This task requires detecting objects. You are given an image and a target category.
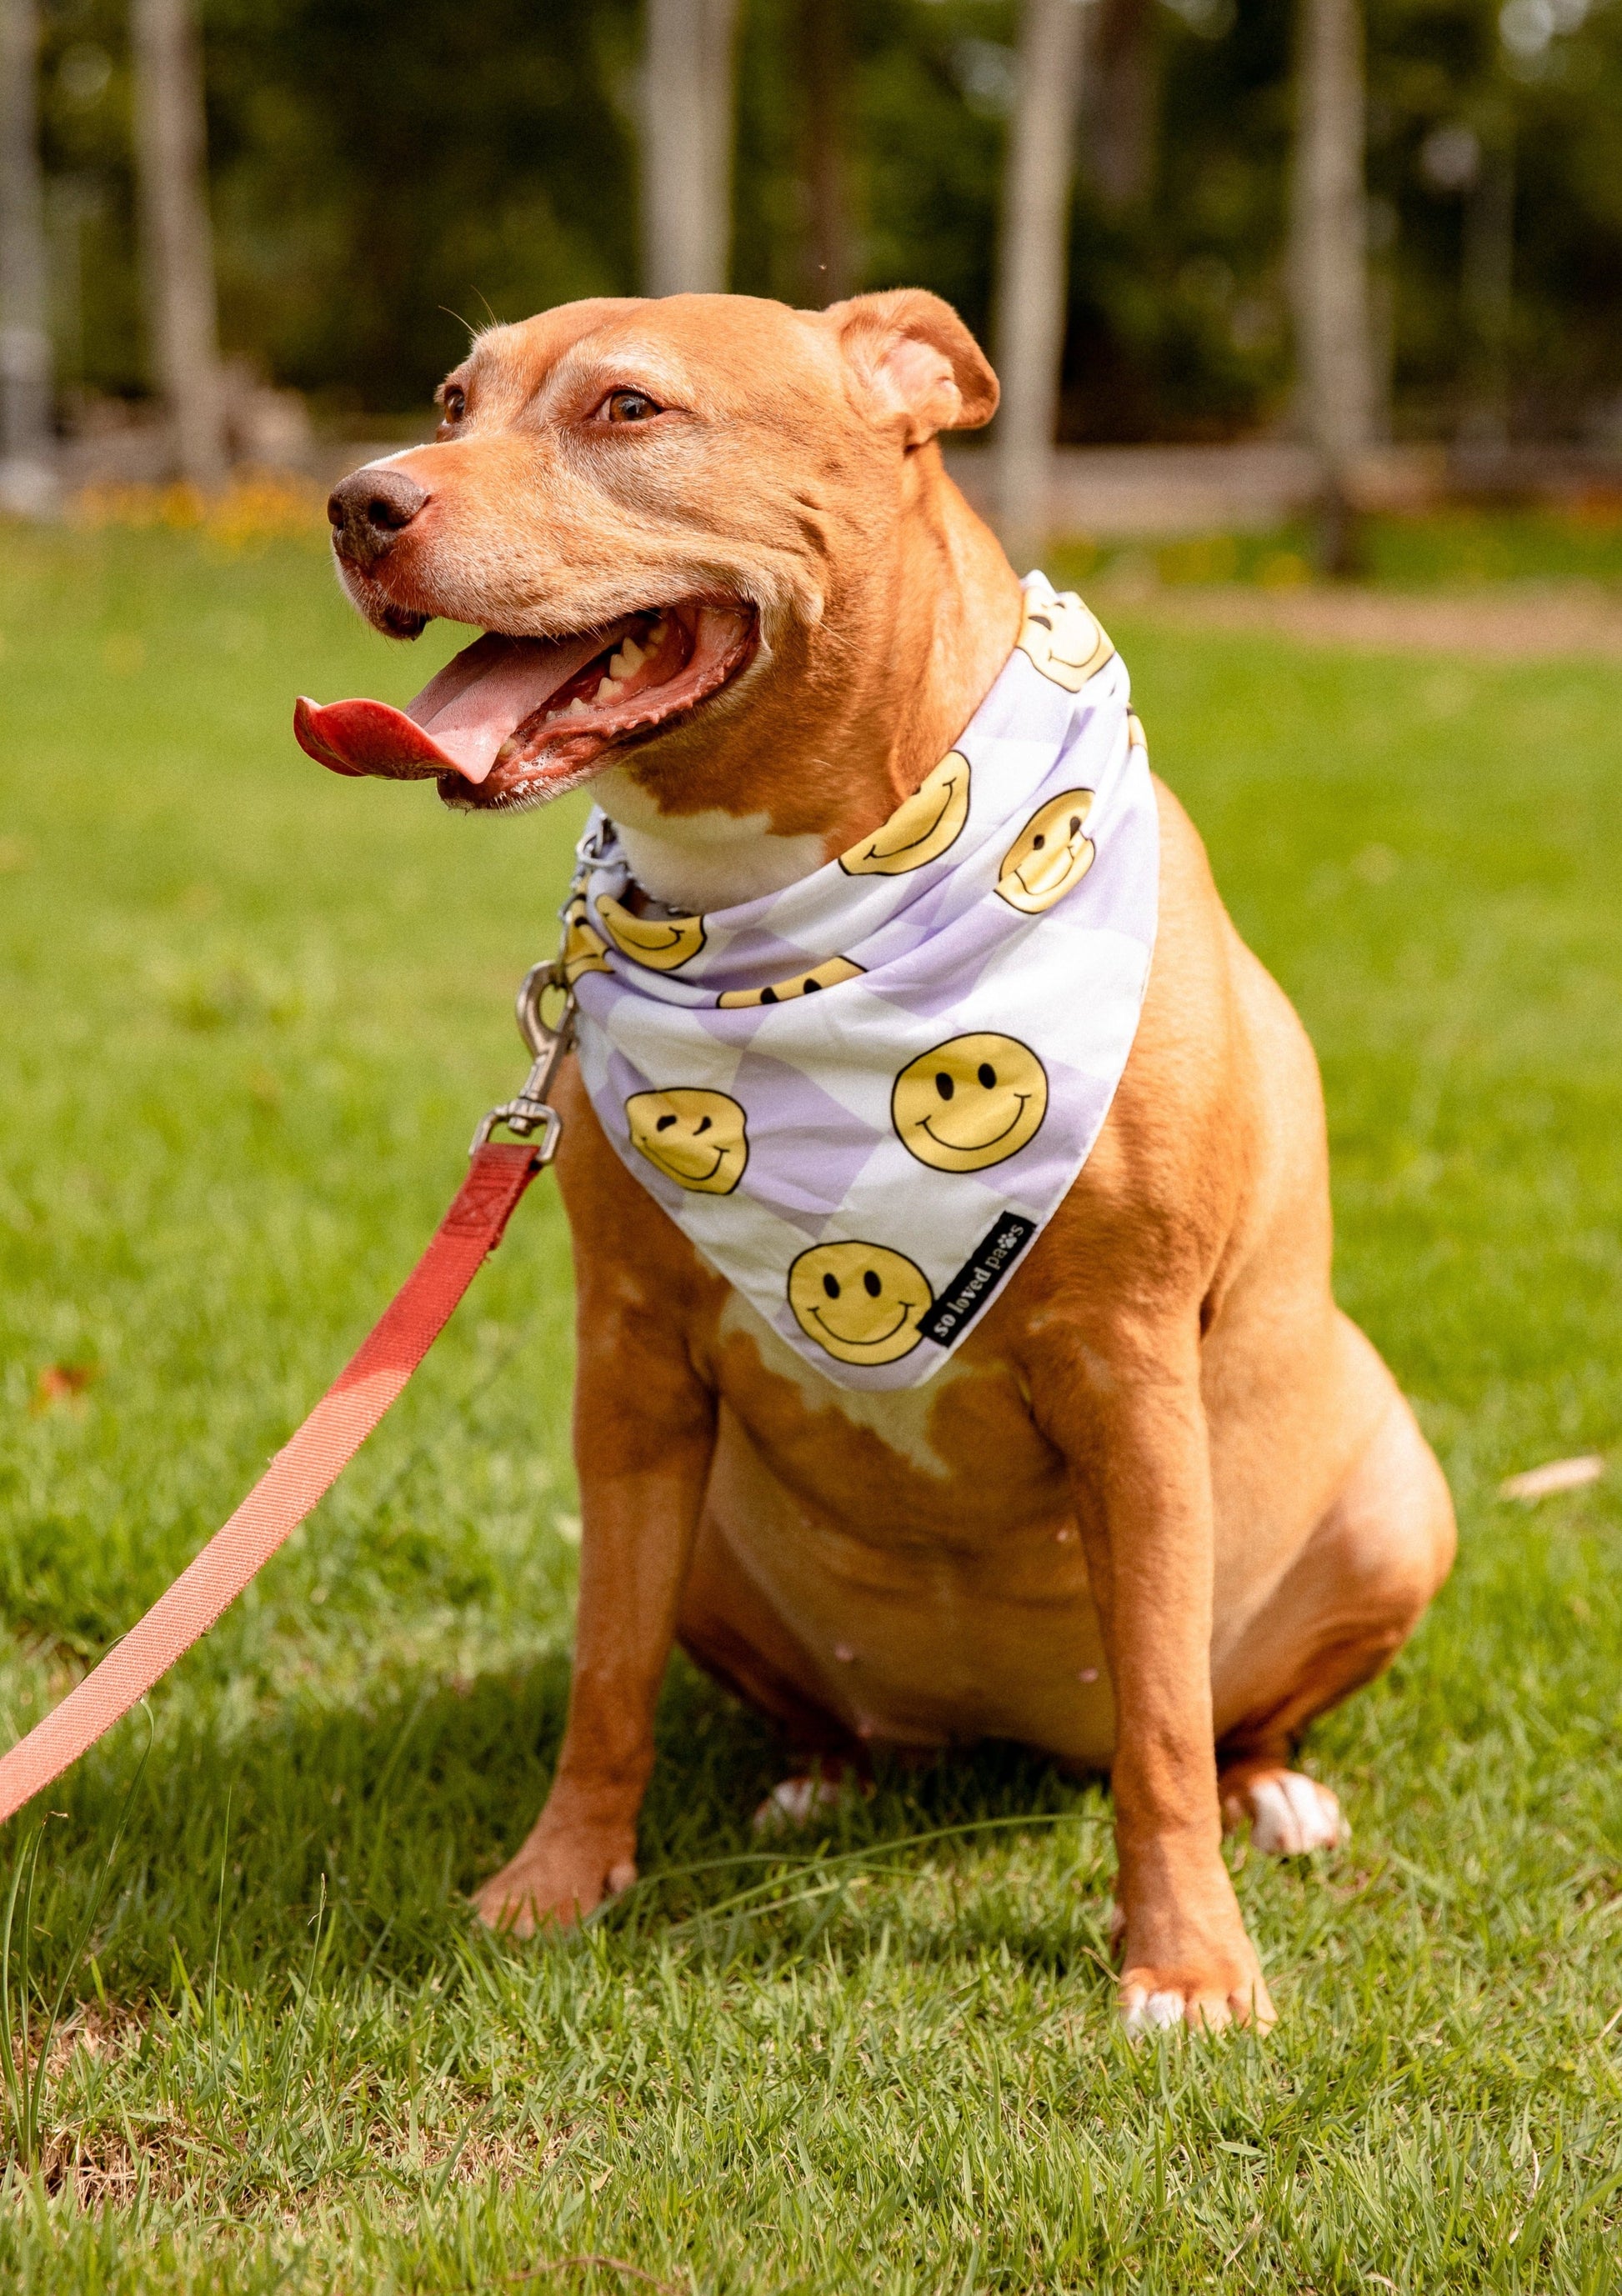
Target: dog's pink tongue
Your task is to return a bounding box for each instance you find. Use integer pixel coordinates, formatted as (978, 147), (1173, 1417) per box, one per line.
(295, 630), (603, 784)
(294, 696), (461, 781)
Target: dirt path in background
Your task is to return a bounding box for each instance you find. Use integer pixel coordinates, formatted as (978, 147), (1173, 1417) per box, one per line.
(1097, 582), (1622, 659)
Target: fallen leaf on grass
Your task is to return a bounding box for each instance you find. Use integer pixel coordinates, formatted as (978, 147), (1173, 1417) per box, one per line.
(31, 1363), (97, 1413)
(510, 2262), (678, 2293)
(1499, 1454), (1606, 1503)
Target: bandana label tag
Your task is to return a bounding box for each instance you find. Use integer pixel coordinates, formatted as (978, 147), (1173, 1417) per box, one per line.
(920, 1213), (1038, 1349)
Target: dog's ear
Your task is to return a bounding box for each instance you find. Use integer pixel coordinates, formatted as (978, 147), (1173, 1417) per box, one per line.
(829, 290), (999, 446)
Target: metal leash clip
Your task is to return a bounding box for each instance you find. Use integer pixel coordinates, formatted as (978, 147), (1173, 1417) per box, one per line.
(471, 960), (578, 1161)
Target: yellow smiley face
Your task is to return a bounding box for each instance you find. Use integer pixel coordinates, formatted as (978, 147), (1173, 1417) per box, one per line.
(717, 955), (864, 1008)
(891, 1033), (1049, 1173)
(596, 893), (706, 972)
(1016, 592), (1114, 692)
(625, 1088), (748, 1194)
(787, 1241), (933, 1366)
(995, 789), (1095, 914)
(560, 892), (613, 983)
(839, 752), (971, 875)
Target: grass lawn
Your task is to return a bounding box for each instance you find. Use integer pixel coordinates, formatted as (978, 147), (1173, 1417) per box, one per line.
(1052, 503), (1622, 596)
(3, 518), (1622, 2292)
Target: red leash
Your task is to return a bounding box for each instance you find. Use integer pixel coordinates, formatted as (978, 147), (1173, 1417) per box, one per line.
(0, 969), (573, 1828)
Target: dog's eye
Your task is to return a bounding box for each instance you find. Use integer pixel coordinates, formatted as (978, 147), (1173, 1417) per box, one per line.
(438, 385), (466, 423)
(603, 389), (662, 424)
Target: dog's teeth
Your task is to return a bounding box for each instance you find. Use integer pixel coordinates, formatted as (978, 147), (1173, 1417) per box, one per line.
(608, 638), (644, 682)
(645, 619), (666, 650)
(544, 708), (562, 722)
(594, 676), (616, 702)
(567, 695), (591, 716)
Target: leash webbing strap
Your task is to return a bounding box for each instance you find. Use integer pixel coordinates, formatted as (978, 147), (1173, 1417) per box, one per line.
(0, 1139), (543, 1827)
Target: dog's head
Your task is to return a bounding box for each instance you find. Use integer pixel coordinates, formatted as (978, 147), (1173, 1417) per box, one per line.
(296, 290), (998, 819)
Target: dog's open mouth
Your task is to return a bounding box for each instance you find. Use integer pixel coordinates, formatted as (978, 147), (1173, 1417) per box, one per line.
(293, 599), (757, 808)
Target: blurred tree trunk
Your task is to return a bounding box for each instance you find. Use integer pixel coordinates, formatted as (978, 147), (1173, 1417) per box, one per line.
(1087, 0), (1159, 216)
(798, 0), (851, 305)
(1289, 0), (1374, 574)
(1460, 133), (1514, 461)
(642, 0), (740, 296)
(993, 0), (1089, 568)
(0, 0), (55, 512)
(132, 0), (228, 488)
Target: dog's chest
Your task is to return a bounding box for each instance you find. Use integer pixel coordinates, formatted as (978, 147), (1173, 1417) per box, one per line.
(704, 1288), (1069, 1551)
(699, 1291), (1108, 1756)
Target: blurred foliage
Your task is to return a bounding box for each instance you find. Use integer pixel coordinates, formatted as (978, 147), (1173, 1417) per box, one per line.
(28, 0), (1622, 439)
(38, 0), (640, 411)
(1370, 0), (1622, 439)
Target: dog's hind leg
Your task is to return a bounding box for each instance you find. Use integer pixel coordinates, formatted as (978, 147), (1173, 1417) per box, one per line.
(678, 1511), (870, 1832)
(1213, 1378), (1455, 1853)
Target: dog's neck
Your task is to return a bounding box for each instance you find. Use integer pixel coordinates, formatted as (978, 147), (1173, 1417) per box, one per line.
(593, 461), (1024, 916)
(589, 775), (828, 913)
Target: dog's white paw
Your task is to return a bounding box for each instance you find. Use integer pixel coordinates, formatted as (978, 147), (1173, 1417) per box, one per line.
(1224, 1769), (1346, 1854)
(1118, 1962), (1275, 2037)
(751, 1771), (862, 1834)
(1120, 1987), (1190, 2037)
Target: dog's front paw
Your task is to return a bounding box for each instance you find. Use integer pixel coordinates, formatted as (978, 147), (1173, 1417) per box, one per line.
(1118, 1952), (1274, 2038)
(1114, 1886), (1274, 2037)
(472, 1823), (638, 1938)
(1220, 1767), (1346, 1854)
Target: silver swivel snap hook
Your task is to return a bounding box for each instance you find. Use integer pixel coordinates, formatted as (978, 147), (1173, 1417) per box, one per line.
(471, 959), (578, 1160)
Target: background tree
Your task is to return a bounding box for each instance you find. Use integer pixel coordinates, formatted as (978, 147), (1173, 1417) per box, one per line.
(1459, 113), (1514, 458)
(130, 0), (225, 484)
(799, 0), (853, 303)
(0, 0), (54, 508)
(3, 0), (1617, 453)
(993, 0), (1090, 562)
(643, 0), (742, 294)
(1289, 0), (1375, 568)
(1086, 0), (1160, 215)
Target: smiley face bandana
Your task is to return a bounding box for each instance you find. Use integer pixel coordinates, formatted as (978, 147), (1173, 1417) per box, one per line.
(565, 575), (1159, 1391)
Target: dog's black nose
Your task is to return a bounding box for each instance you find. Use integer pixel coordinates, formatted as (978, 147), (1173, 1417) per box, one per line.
(327, 466), (428, 568)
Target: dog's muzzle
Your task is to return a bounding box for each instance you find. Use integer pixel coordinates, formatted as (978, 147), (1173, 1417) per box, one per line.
(327, 465), (428, 572)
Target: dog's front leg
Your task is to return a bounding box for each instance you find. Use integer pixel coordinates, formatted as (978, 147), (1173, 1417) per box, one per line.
(1039, 1329), (1274, 2035)
(472, 1300), (715, 1938)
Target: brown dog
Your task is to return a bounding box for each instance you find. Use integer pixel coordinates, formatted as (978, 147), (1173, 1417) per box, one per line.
(304, 290), (1454, 2033)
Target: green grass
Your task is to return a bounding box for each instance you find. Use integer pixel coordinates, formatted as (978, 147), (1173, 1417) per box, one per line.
(1051, 502), (1622, 595)
(2, 523), (1621, 2290)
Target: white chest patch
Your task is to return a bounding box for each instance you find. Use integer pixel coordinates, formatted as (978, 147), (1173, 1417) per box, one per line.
(594, 770), (825, 913)
(717, 1288), (978, 1479)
